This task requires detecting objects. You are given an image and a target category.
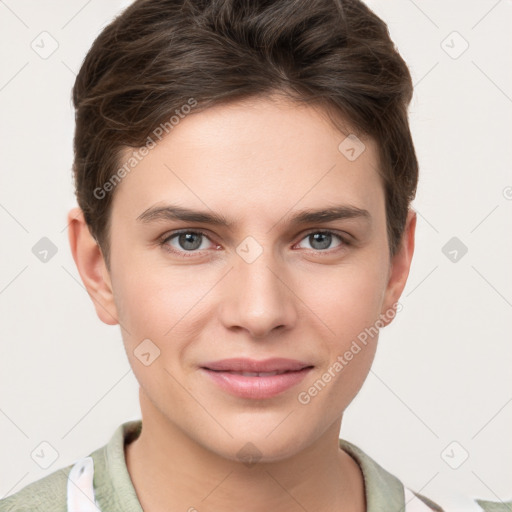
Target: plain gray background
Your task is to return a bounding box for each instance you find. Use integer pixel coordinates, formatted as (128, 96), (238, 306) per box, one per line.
(1, 0), (511, 506)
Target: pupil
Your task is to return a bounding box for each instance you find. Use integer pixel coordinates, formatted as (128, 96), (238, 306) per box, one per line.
(311, 233), (331, 250)
(179, 233), (202, 250)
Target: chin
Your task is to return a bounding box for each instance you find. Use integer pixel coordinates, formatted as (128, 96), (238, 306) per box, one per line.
(214, 429), (311, 465)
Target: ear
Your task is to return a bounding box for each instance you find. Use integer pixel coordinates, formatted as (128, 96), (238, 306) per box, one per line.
(380, 209), (416, 326)
(67, 207), (119, 326)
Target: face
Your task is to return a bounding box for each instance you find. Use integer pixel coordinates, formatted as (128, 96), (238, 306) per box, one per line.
(70, 94), (415, 463)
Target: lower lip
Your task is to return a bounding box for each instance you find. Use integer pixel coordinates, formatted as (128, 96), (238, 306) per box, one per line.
(200, 367), (313, 399)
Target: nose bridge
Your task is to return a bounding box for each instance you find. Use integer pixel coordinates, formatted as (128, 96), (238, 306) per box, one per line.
(220, 235), (297, 337)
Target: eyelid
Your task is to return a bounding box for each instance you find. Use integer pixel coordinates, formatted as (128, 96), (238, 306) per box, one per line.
(160, 229), (218, 253)
(159, 227), (351, 257)
(294, 229), (350, 250)
(161, 228), (212, 242)
(298, 228), (349, 240)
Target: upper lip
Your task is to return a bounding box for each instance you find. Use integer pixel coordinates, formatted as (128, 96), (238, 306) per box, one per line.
(201, 358), (313, 373)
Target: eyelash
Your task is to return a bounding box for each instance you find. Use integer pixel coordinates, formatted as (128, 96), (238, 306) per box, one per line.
(158, 229), (351, 258)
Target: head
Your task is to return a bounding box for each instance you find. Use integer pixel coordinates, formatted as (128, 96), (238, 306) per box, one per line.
(68, 0), (418, 462)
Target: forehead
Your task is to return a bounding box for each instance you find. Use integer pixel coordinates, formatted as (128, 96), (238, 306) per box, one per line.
(111, 95), (384, 225)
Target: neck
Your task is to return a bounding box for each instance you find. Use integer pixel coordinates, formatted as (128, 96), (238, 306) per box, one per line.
(125, 392), (366, 512)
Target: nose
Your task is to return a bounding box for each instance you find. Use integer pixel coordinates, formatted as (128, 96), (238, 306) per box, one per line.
(218, 247), (298, 339)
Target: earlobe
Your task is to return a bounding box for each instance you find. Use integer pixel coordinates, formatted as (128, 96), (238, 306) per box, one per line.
(67, 207), (119, 326)
(380, 209), (416, 326)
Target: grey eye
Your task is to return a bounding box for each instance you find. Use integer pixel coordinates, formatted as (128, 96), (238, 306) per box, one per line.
(167, 232), (212, 252)
(297, 232), (343, 251)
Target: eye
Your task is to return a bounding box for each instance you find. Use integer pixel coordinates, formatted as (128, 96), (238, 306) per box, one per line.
(295, 231), (347, 252)
(160, 230), (217, 256)
(159, 229), (349, 258)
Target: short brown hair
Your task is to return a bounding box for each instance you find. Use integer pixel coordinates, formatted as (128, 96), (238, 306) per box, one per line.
(72, 0), (418, 270)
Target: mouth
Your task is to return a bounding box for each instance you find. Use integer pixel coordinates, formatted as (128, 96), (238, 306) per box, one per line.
(200, 357), (313, 373)
(199, 359), (314, 399)
(204, 369), (312, 377)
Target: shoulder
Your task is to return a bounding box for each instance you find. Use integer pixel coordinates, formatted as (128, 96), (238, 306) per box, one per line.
(0, 463), (72, 512)
(474, 501), (512, 512)
(339, 438), (512, 512)
(0, 420), (141, 512)
(402, 479), (512, 512)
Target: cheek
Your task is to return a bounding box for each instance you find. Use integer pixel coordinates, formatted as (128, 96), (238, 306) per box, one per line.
(295, 266), (384, 420)
(113, 270), (202, 339)
(298, 256), (389, 341)
(292, 254), (388, 405)
(110, 258), (221, 393)
(111, 233), (210, 325)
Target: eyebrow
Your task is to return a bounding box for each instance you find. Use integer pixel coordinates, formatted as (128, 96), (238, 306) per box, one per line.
(136, 204), (371, 228)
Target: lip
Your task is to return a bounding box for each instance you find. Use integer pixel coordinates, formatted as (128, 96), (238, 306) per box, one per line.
(200, 358), (314, 399)
(201, 357), (312, 373)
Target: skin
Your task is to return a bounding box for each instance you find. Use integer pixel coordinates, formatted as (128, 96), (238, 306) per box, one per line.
(68, 94), (416, 512)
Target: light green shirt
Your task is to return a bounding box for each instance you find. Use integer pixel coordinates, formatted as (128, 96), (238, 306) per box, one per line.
(0, 420), (510, 511)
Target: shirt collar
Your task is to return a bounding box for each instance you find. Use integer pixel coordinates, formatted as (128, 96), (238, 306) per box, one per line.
(339, 438), (406, 512)
(92, 420), (406, 512)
